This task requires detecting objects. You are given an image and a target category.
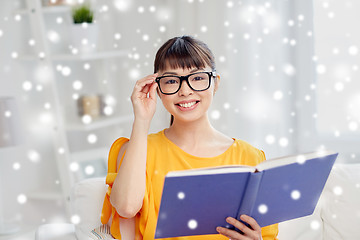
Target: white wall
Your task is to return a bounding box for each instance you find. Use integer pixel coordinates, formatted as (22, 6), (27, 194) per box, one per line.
(0, 0), (171, 228)
(294, 0), (360, 163)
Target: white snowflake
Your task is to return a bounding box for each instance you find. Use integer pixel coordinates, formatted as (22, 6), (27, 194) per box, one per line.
(227, 1), (234, 8)
(348, 45), (358, 56)
(283, 63), (296, 76)
(210, 110), (221, 120)
(265, 135), (275, 145)
(58, 147), (65, 154)
(81, 114), (92, 124)
(333, 186), (343, 196)
(187, 219), (198, 229)
(258, 204), (268, 214)
(85, 165), (95, 175)
(28, 150), (41, 163)
(348, 121), (358, 131)
(61, 66), (71, 76)
(11, 52), (18, 59)
(72, 80), (83, 90)
(278, 137), (289, 147)
(71, 215), (81, 225)
(142, 34), (149, 41)
(22, 81), (33, 91)
(87, 134), (97, 144)
(296, 155), (306, 164)
(273, 90), (283, 100)
(149, 6), (156, 12)
(177, 192), (185, 200)
(291, 190), (301, 200)
(159, 26), (166, 32)
(28, 39), (36, 46)
(47, 30), (60, 43)
(17, 194), (27, 204)
(138, 6), (145, 13)
(69, 162), (80, 172)
(13, 162), (21, 170)
(310, 220), (320, 230)
(334, 82), (344, 92)
(103, 106), (114, 116)
(56, 17), (63, 24)
(83, 63), (91, 70)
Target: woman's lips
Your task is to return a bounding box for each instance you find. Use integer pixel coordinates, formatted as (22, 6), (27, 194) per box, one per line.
(175, 101), (200, 111)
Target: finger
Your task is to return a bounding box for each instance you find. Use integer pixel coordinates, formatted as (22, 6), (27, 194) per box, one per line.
(216, 226), (250, 240)
(134, 78), (155, 91)
(141, 73), (158, 94)
(141, 83), (151, 94)
(135, 73), (157, 86)
(148, 82), (158, 100)
(240, 215), (261, 233)
(133, 78), (156, 97)
(225, 217), (256, 237)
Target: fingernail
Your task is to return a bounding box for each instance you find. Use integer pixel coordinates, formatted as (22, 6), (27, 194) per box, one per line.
(216, 227), (221, 232)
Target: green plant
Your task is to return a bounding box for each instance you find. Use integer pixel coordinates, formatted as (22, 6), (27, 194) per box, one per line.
(72, 4), (94, 24)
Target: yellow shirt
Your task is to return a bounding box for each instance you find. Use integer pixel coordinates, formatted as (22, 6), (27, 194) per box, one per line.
(101, 130), (278, 240)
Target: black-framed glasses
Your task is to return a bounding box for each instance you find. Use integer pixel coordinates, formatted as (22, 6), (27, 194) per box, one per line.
(155, 71), (216, 95)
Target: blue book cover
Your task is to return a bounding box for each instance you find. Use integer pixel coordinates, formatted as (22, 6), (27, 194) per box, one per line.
(155, 151), (338, 239)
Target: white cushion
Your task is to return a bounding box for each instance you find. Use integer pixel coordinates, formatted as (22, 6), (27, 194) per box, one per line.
(278, 201), (323, 240)
(71, 177), (107, 239)
(71, 177), (135, 240)
(35, 223), (76, 240)
(321, 164), (360, 240)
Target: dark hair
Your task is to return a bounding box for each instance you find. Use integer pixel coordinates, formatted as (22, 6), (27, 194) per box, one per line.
(154, 35), (216, 73)
(154, 36), (216, 126)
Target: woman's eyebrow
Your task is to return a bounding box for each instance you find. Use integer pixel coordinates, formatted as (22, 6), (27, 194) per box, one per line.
(161, 68), (205, 76)
(190, 68), (205, 73)
(162, 71), (178, 76)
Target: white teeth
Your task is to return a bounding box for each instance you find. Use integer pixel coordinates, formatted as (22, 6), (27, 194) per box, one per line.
(179, 101), (196, 108)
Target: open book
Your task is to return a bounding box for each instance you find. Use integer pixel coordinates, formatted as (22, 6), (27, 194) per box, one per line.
(155, 151), (338, 239)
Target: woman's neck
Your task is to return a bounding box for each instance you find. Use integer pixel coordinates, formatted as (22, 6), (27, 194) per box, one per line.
(165, 115), (216, 146)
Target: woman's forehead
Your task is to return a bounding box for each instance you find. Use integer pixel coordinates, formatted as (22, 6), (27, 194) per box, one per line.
(159, 67), (211, 75)
(159, 62), (211, 73)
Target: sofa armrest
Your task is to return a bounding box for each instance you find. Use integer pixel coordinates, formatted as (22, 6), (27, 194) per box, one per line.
(71, 177), (135, 239)
(278, 202), (323, 240)
(35, 223), (76, 240)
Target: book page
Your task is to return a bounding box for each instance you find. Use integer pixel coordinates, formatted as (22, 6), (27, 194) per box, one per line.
(166, 165), (256, 177)
(256, 150), (337, 171)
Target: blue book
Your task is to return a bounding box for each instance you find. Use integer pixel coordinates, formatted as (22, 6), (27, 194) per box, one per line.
(155, 151), (338, 239)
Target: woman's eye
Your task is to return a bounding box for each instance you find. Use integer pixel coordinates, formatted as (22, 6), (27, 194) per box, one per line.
(165, 79), (178, 84)
(193, 77), (204, 81)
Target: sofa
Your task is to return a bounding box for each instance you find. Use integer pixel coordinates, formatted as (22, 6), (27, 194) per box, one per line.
(35, 163), (360, 240)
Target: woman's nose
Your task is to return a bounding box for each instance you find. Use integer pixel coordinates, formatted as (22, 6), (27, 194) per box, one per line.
(178, 80), (193, 96)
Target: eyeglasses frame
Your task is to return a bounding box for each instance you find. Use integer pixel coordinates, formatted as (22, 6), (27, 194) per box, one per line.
(155, 71), (217, 95)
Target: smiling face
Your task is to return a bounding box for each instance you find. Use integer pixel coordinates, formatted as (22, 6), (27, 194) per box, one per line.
(153, 36), (218, 125)
(157, 65), (219, 124)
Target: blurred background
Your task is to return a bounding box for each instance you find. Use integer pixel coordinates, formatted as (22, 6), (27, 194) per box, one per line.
(0, 0), (359, 237)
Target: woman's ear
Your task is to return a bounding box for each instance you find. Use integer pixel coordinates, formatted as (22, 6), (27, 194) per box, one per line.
(214, 74), (220, 95)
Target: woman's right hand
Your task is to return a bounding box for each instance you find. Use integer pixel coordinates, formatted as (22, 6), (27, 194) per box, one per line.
(130, 73), (158, 123)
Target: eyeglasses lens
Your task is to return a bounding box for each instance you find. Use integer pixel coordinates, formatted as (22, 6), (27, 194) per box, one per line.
(159, 72), (210, 94)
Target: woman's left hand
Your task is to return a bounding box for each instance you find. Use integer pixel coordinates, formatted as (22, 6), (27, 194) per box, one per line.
(216, 215), (262, 240)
